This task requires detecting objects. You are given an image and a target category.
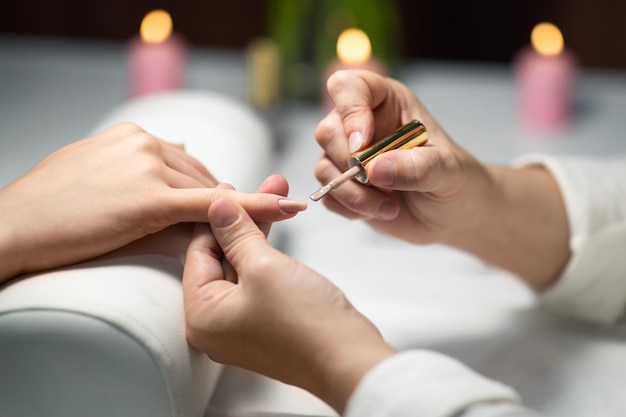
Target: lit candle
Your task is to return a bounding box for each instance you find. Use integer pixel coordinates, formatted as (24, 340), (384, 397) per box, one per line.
(515, 22), (577, 131)
(127, 10), (187, 97)
(323, 28), (387, 109)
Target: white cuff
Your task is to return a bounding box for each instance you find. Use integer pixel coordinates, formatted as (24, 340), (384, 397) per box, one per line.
(516, 154), (626, 324)
(344, 351), (520, 417)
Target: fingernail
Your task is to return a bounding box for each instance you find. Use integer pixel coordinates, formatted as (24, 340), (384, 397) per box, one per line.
(370, 158), (395, 186)
(376, 200), (398, 219)
(348, 131), (364, 153)
(278, 199), (308, 212)
(212, 200), (241, 228)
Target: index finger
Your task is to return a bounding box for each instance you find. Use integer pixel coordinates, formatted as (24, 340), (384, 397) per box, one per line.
(326, 70), (379, 147)
(169, 188), (307, 224)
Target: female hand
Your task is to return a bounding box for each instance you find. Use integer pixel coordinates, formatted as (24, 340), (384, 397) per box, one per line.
(0, 122), (304, 281)
(183, 198), (396, 413)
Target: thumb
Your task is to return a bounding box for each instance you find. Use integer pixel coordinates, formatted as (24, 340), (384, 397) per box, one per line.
(368, 146), (453, 193)
(208, 199), (270, 274)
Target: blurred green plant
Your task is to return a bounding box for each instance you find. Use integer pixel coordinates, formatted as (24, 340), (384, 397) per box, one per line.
(268, 0), (401, 100)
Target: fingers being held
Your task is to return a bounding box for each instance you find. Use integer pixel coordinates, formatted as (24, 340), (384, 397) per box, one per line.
(166, 175), (306, 224)
(100, 122), (218, 189)
(254, 174), (290, 238)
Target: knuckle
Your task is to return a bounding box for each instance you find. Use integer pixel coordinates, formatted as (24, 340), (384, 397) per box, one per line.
(346, 190), (370, 211)
(115, 121), (143, 133)
(127, 131), (162, 154)
(314, 116), (336, 147)
(338, 102), (366, 123)
(326, 69), (352, 95)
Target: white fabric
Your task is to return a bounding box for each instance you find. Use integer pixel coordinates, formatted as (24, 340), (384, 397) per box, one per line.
(0, 91), (275, 417)
(0, 254), (220, 417)
(516, 154), (626, 324)
(345, 351), (520, 417)
(344, 154), (626, 417)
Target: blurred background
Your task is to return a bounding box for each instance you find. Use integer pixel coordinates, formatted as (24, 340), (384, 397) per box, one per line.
(2, 0), (625, 69)
(3, 0), (625, 106)
(2, 3), (626, 416)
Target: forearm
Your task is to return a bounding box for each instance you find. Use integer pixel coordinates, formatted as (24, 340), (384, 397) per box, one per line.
(442, 164), (570, 290)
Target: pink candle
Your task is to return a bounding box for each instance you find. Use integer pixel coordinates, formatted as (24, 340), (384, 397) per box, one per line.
(515, 22), (577, 131)
(127, 10), (187, 97)
(323, 28), (387, 110)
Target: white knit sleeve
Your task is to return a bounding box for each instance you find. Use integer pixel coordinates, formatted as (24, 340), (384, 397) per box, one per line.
(516, 154), (626, 324)
(344, 351), (523, 417)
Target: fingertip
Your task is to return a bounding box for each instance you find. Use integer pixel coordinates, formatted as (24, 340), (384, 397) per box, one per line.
(257, 174), (289, 196)
(217, 183), (236, 190)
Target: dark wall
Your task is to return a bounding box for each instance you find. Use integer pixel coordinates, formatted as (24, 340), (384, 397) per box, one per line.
(2, 0), (625, 69)
(0, 1), (269, 48)
(396, 0), (626, 69)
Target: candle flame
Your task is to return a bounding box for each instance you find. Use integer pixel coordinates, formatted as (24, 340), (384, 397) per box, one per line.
(140, 10), (173, 44)
(531, 22), (564, 57)
(337, 28), (371, 64)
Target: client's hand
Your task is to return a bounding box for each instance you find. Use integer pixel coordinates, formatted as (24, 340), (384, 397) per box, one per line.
(183, 199), (396, 414)
(0, 122), (304, 281)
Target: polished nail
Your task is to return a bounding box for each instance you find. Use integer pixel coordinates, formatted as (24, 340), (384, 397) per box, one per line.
(278, 199), (308, 212)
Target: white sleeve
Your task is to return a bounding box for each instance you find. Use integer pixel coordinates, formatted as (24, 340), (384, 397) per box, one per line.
(516, 154), (626, 324)
(344, 351), (533, 417)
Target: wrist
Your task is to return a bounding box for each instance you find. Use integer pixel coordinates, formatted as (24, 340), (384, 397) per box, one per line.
(444, 164), (570, 289)
(310, 328), (397, 414)
(0, 191), (25, 283)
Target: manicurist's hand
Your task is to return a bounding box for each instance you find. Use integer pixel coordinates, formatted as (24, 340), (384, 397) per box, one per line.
(183, 198), (396, 413)
(316, 70), (570, 289)
(0, 122), (305, 281)
(315, 69), (492, 245)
